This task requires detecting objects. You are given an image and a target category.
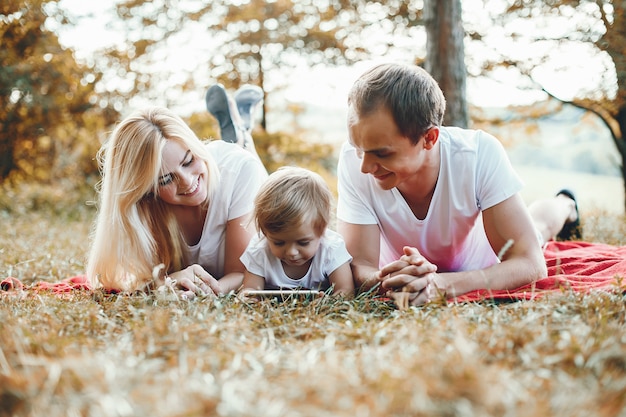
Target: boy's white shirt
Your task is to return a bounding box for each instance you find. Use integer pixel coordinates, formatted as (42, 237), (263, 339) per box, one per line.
(337, 126), (524, 272)
(240, 229), (353, 290)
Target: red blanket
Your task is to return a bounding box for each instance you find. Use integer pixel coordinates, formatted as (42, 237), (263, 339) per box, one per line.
(2, 241), (625, 301)
(1, 274), (92, 293)
(455, 241), (626, 302)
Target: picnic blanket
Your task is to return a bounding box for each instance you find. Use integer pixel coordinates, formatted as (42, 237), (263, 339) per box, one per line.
(2, 241), (626, 301)
(454, 240), (626, 302)
(1, 274), (91, 293)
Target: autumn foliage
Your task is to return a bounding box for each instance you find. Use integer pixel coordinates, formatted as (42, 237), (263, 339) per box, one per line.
(1, 1), (340, 214)
(0, 0), (119, 186)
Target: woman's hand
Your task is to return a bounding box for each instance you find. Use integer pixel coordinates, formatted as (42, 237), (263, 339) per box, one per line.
(379, 246), (440, 307)
(167, 264), (222, 300)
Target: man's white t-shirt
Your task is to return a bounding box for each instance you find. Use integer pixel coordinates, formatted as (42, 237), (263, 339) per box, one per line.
(337, 127), (523, 272)
(186, 140), (268, 278)
(240, 229), (353, 291)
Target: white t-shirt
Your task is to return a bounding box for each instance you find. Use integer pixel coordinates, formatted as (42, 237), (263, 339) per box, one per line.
(186, 140), (267, 278)
(337, 126), (523, 272)
(240, 229), (353, 291)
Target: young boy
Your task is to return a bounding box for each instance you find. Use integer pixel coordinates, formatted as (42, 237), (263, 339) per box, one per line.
(240, 166), (354, 297)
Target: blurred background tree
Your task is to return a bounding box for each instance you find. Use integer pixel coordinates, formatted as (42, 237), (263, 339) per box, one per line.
(99, 0), (430, 179)
(100, 0), (430, 130)
(424, 0), (469, 128)
(2, 0), (625, 212)
(466, 0), (626, 210)
(0, 0), (118, 186)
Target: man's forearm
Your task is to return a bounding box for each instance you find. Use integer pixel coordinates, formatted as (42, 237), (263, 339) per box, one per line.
(351, 264), (381, 292)
(434, 255), (545, 299)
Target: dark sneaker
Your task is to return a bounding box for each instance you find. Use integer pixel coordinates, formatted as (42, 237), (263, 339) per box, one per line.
(234, 84), (264, 131)
(556, 189), (582, 240)
(205, 84), (239, 143)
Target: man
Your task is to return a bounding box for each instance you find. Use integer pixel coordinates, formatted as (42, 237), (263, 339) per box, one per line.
(336, 63), (578, 306)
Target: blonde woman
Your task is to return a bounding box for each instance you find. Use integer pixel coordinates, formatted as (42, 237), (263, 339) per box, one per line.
(240, 167), (354, 297)
(87, 106), (267, 298)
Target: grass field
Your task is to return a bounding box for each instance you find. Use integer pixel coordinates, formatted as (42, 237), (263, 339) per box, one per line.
(1, 192), (626, 417)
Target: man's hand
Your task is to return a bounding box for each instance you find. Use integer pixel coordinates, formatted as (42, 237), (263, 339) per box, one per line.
(379, 246), (439, 307)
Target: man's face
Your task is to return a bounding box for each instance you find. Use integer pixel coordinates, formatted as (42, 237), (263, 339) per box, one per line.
(347, 105), (430, 191)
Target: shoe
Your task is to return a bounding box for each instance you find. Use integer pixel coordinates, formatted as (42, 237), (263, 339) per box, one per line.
(205, 84), (239, 143)
(556, 189), (582, 240)
(234, 84), (263, 131)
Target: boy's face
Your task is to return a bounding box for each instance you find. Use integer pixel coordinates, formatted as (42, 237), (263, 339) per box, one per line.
(265, 222), (322, 268)
(347, 105), (436, 191)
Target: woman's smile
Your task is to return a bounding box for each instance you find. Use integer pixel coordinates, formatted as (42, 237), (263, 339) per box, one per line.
(181, 177), (200, 195)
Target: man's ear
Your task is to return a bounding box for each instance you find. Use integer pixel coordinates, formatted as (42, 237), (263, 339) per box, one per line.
(423, 127), (440, 150)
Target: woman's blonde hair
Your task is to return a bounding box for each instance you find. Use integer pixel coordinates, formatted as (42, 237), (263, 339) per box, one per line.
(254, 166), (332, 237)
(87, 107), (219, 291)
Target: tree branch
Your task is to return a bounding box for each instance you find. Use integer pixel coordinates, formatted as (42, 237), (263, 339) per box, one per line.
(542, 86), (624, 155)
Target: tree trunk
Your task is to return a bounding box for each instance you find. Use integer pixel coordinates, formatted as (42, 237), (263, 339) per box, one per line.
(618, 106), (626, 212)
(604, 1), (626, 213)
(423, 0), (469, 128)
(0, 138), (16, 180)
(0, 115), (18, 180)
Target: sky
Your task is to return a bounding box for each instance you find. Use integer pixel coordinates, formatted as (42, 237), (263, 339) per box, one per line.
(54, 0), (613, 112)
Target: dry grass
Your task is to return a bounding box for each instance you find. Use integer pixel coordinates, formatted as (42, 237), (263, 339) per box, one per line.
(1, 195), (626, 417)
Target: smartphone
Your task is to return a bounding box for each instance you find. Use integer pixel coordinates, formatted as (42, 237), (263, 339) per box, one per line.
(245, 289), (323, 300)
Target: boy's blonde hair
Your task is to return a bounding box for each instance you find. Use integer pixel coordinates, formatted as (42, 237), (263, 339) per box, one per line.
(87, 107), (219, 291)
(254, 166), (332, 237)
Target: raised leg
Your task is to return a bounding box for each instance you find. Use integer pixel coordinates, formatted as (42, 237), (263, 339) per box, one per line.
(234, 84), (264, 132)
(528, 189), (581, 243)
(205, 84), (244, 145)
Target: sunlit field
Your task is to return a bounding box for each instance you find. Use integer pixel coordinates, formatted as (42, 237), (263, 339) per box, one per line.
(1, 187), (626, 417)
